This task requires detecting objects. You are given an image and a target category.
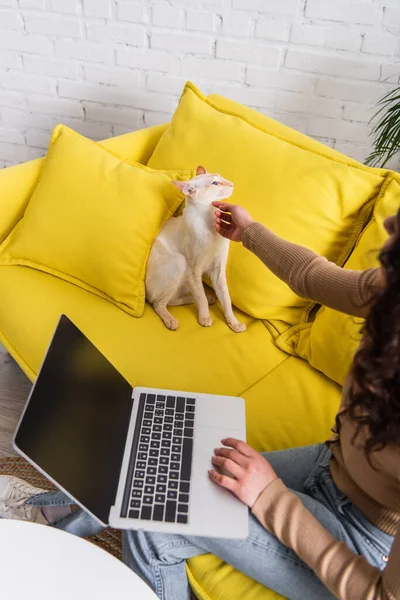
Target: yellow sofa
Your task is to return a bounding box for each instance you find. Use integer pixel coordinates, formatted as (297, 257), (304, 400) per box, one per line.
(1, 91), (398, 600)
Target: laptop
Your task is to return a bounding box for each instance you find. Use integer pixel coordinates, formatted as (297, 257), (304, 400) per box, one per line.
(13, 315), (248, 538)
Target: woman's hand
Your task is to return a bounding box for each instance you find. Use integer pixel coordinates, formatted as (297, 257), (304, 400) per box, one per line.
(209, 438), (278, 508)
(212, 202), (254, 243)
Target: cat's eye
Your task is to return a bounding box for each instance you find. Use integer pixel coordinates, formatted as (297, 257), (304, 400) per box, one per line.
(212, 181), (219, 186)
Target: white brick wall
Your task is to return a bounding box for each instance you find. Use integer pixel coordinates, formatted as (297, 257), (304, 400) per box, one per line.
(0, 0), (399, 169)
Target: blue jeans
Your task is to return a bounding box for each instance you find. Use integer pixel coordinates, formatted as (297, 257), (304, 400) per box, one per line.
(29, 444), (393, 600)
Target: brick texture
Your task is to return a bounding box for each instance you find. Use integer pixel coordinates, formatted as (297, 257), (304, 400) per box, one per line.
(0, 0), (398, 167)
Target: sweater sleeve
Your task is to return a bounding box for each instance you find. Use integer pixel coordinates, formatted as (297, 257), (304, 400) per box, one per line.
(242, 222), (379, 318)
(252, 480), (400, 600)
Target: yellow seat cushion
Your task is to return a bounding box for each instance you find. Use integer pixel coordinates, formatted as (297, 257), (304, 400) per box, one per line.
(0, 265), (285, 394)
(291, 175), (400, 385)
(0, 125), (190, 318)
(187, 356), (341, 600)
(148, 82), (385, 325)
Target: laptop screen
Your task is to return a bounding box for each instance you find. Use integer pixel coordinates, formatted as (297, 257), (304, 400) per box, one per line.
(14, 315), (133, 525)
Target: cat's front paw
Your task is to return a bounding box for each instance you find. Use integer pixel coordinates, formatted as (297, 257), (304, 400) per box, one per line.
(228, 321), (246, 333)
(199, 316), (213, 328)
(164, 316), (179, 331)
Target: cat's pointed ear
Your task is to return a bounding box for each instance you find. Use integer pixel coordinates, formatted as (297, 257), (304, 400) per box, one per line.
(196, 166), (207, 176)
(171, 180), (195, 196)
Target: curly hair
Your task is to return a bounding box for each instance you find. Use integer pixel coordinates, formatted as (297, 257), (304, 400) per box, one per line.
(337, 209), (400, 453)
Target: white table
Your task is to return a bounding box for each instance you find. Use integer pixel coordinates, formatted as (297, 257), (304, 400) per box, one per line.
(0, 520), (158, 599)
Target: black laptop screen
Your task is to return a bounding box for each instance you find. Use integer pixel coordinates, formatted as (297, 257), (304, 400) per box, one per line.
(14, 315), (133, 524)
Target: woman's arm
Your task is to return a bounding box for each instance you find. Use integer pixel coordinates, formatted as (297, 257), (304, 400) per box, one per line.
(209, 438), (399, 600)
(252, 479), (399, 600)
(213, 202), (379, 319)
(243, 222), (378, 319)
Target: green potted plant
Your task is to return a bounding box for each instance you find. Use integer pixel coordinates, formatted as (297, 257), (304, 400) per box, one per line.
(366, 85), (400, 167)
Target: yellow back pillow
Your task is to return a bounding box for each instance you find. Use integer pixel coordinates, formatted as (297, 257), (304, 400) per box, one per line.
(295, 176), (400, 385)
(148, 82), (385, 324)
(0, 125), (190, 317)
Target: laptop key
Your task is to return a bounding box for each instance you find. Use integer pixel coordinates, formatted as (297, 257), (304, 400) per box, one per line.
(175, 421), (183, 429)
(169, 480), (179, 490)
(170, 471), (179, 480)
(179, 493), (189, 504)
(177, 514), (188, 524)
(155, 494), (165, 504)
(160, 449), (170, 456)
(162, 432), (172, 440)
(175, 414), (184, 421)
(165, 409), (174, 416)
(140, 434), (149, 442)
(178, 503), (189, 514)
(130, 500), (141, 509)
(151, 441), (160, 449)
(162, 440), (171, 448)
(146, 395), (156, 404)
(165, 500), (177, 522)
(149, 458), (157, 466)
(144, 485), (154, 494)
(155, 410), (163, 417)
(147, 467), (157, 475)
(138, 452), (147, 461)
(153, 504), (164, 521)
(186, 406), (195, 413)
(129, 510), (140, 519)
(157, 395), (166, 403)
(143, 420), (152, 427)
(141, 506), (152, 520)
(139, 444), (148, 452)
(142, 428), (151, 435)
(185, 413), (194, 421)
(172, 445), (180, 453)
(137, 461), (146, 469)
(150, 449), (159, 457)
(146, 476), (156, 485)
(156, 484), (166, 493)
(152, 433), (161, 441)
(143, 496), (153, 505)
(157, 475), (167, 483)
(164, 424), (173, 431)
(159, 466), (168, 474)
(153, 425), (162, 432)
(165, 417), (173, 424)
(133, 479), (144, 489)
(131, 489), (142, 498)
(154, 417), (163, 424)
(160, 457), (168, 465)
(187, 398), (196, 405)
(171, 454), (180, 462)
(167, 490), (177, 499)
(170, 463), (179, 471)
(144, 412), (153, 419)
(180, 482), (190, 493)
(181, 437), (193, 481)
(156, 402), (164, 409)
(173, 437), (181, 444)
(135, 470), (145, 479)
(184, 428), (194, 438)
(166, 396), (175, 408)
(176, 397), (185, 413)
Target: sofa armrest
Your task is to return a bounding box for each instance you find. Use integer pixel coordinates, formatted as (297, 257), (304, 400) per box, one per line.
(0, 122), (169, 244)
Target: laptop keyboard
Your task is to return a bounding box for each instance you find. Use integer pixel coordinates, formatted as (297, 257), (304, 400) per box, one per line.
(121, 392), (195, 524)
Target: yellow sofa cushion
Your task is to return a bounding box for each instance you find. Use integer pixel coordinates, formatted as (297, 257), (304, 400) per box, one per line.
(292, 175), (400, 385)
(0, 123), (169, 246)
(0, 125), (189, 318)
(148, 82), (385, 325)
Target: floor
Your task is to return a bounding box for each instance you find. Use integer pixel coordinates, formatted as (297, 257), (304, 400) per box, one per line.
(0, 344), (31, 458)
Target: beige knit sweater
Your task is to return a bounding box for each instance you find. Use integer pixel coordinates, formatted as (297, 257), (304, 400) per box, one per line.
(242, 222), (400, 600)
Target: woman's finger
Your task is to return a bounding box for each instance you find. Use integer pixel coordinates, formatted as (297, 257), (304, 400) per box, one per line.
(214, 447), (248, 467)
(221, 438), (255, 457)
(208, 469), (237, 492)
(212, 455), (243, 479)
